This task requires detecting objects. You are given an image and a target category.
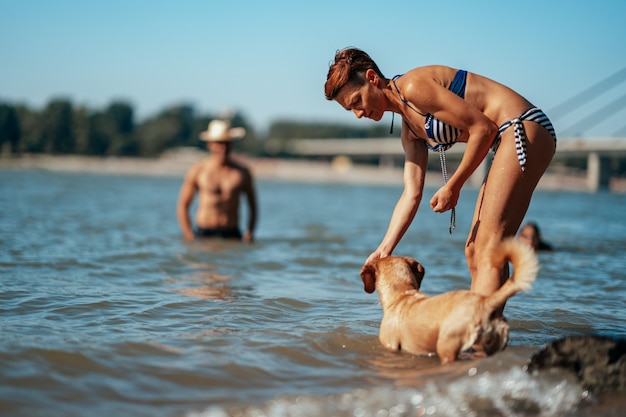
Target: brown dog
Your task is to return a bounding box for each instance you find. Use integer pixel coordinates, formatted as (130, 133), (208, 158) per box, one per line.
(360, 238), (538, 364)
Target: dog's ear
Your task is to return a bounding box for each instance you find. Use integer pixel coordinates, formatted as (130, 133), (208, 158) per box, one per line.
(406, 258), (425, 288)
(359, 263), (377, 294)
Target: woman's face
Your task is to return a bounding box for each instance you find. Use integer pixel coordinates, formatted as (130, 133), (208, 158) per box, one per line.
(334, 75), (386, 122)
(518, 225), (540, 250)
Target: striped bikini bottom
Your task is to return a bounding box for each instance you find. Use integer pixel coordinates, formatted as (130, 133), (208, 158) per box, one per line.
(491, 107), (557, 171)
(436, 107), (556, 233)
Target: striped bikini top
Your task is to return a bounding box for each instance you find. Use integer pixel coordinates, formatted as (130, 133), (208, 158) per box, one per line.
(392, 69), (467, 151)
(391, 70), (468, 235)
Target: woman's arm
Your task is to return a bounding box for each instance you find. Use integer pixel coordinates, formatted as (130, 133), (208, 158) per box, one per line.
(429, 119), (497, 213)
(367, 126), (428, 263)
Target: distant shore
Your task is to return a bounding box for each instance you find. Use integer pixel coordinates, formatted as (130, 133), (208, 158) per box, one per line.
(2, 149), (624, 193)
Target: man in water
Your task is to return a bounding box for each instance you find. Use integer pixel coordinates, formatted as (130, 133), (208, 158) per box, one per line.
(177, 119), (257, 242)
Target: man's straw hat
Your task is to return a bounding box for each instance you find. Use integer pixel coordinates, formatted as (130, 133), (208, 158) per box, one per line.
(199, 119), (246, 142)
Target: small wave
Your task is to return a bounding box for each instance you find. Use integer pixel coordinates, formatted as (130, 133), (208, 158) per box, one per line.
(188, 366), (585, 417)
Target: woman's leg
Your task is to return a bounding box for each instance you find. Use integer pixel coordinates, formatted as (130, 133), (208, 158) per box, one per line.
(465, 122), (555, 296)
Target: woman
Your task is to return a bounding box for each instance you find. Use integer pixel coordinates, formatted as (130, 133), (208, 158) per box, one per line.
(325, 48), (556, 297)
(518, 222), (553, 252)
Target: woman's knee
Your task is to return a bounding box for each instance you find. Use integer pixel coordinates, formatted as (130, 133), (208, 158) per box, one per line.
(465, 241), (478, 274)
(469, 233), (505, 272)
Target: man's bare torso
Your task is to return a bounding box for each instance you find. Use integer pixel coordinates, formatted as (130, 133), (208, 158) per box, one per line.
(194, 159), (248, 229)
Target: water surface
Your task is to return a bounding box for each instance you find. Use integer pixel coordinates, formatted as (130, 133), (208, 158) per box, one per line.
(1, 169), (625, 417)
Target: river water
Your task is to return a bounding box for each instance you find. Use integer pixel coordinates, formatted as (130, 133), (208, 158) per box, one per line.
(1, 168), (625, 417)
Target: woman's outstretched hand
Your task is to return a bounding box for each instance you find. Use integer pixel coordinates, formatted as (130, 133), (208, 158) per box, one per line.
(365, 249), (388, 265)
(430, 184), (459, 213)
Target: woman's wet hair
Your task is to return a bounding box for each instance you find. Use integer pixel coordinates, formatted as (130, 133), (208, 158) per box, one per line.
(324, 48), (385, 100)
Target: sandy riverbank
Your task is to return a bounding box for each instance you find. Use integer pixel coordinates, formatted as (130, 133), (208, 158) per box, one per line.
(1, 148), (623, 192)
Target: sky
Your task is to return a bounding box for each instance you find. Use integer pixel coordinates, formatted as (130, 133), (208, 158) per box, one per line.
(1, 0), (626, 137)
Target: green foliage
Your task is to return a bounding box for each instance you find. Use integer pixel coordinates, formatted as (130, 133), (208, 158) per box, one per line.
(137, 105), (195, 156)
(13, 105), (44, 153)
(8, 99), (79, 154)
(0, 104), (21, 153)
(267, 120), (394, 140)
(1, 98), (394, 158)
(3, 98), (624, 177)
(41, 99), (76, 154)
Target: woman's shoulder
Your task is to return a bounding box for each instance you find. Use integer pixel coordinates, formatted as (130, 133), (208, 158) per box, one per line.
(398, 65), (459, 85)
(395, 65), (460, 97)
(402, 65), (458, 77)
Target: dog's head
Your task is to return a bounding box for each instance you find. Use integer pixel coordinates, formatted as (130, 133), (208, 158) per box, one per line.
(359, 256), (425, 294)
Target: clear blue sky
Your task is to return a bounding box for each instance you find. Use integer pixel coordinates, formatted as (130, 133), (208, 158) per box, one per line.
(2, 0), (625, 137)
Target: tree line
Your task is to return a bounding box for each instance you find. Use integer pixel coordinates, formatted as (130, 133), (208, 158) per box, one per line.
(0, 99), (396, 158)
(3, 98), (625, 175)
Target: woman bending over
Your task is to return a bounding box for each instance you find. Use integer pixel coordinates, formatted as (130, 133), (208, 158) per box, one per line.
(324, 48), (556, 297)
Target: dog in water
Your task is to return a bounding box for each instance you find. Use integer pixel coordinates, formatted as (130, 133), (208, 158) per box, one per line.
(360, 238), (538, 364)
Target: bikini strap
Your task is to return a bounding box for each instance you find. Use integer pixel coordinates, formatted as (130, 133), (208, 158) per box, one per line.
(391, 75), (409, 107)
(391, 75), (427, 116)
(437, 146), (456, 234)
(496, 107), (555, 172)
(393, 73), (455, 233)
(389, 75), (404, 134)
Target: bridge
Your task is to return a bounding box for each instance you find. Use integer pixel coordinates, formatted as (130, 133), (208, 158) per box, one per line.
(282, 136), (626, 192)
(281, 66), (626, 191)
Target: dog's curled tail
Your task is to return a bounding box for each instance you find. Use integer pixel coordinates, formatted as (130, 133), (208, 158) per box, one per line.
(485, 238), (539, 311)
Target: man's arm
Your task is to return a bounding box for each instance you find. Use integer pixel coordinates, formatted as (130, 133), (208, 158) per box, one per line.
(176, 166), (199, 241)
(242, 169), (257, 243)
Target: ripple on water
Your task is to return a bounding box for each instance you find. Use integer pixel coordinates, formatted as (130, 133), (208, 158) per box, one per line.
(2, 172), (625, 417)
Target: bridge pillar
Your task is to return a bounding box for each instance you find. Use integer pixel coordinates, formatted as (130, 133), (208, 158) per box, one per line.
(586, 152), (611, 192)
(379, 154), (396, 168)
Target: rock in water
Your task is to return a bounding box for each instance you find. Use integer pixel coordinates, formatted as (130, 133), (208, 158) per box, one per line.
(526, 335), (626, 393)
